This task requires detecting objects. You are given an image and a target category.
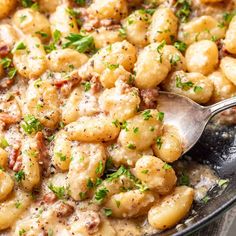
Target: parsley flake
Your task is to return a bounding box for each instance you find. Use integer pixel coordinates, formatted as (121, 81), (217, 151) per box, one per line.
(157, 112), (164, 122)
(63, 33), (95, 53)
(15, 170), (25, 182)
(48, 184), (66, 199)
(142, 110), (153, 120)
(94, 187), (109, 203)
(156, 137), (163, 149)
(176, 75), (194, 90)
(104, 208), (112, 217)
(21, 114), (43, 134)
(163, 163), (172, 170)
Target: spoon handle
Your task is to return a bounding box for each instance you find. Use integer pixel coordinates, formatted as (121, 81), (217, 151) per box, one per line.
(209, 96), (236, 117)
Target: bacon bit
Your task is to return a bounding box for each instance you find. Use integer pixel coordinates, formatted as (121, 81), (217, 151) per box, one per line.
(216, 39), (230, 60)
(100, 19), (113, 27)
(90, 76), (102, 94)
(0, 77), (15, 89)
(83, 19), (100, 32)
(140, 88), (159, 109)
(84, 211), (101, 235)
(54, 71), (82, 97)
(55, 202), (74, 217)
(43, 192), (57, 204)
(13, 156), (22, 172)
(0, 44), (10, 57)
(35, 132), (49, 173)
(8, 145), (21, 170)
(0, 113), (20, 125)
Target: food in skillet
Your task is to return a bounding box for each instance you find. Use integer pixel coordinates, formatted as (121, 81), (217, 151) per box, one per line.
(0, 0), (235, 235)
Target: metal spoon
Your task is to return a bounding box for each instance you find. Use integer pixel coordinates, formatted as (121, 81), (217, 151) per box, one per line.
(156, 91), (236, 154)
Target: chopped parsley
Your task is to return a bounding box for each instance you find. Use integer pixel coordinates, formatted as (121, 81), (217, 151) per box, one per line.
(15, 170), (25, 182)
(119, 27), (126, 38)
(55, 152), (67, 161)
(21, 114), (43, 134)
(0, 137), (9, 149)
(178, 173), (190, 186)
(202, 195), (210, 204)
(87, 178), (94, 189)
(112, 119), (120, 128)
(156, 137), (163, 149)
(127, 143), (136, 150)
(46, 135), (55, 142)
(8, 68), (17, 79)
(157, 112), (164, 122)
(218, 11), (236, 28)
(35, 31), (49, 38)
(133, 127), (139, 133)
(94, 187), (109, 203)
(156, 40), (166, 53)
(79, 192), (86, 200)
(48, 184), (66, 199)
(104, 208), (112, 217)
(82, 81), (91, 92)
(174, 40), (187, 52)
(19, 229), (26, 236)
(115, 200), (121, 208)
(44, 30), (61, 53)
(63, 33), (95, 53)
(121, 121), (129, 131)
(0, 57), (11, 68)
(21, 0), (34, 7)
(194, 86), (203, 93)
(74, 0), (86, 5)
(169, 54), (181, 65)
(142, 110), (153, 120)
(106, 63), (119, 70)
(107, 166), (130, 182)
(141, 169), (149, 174)
(175, 0), (192, 23)
(176, 75), (194, 90)
(15, 200), (21, 209)
(139, 9), (156, 15)
(96, 161), (103, 175)
(163, 163), (172, 170)
(218, 179), (229, 187)
(12, 42), (26, 53)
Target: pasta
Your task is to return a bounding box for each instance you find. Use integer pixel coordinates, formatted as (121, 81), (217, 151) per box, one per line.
(0, 0), (234, 235)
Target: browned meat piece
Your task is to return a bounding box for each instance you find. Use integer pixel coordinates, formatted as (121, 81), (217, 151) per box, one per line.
(55, 202), (75, 217)
(0, 44), (10, 57)
(140, 88), (159, 110)
(43, 192), (57, 204)
(85, 211), (101, 234)
(0, 113), (20, 125)
(90, 75), (102, 94)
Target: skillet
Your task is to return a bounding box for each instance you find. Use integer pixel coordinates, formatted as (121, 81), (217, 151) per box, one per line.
(153, 121), (236, 236)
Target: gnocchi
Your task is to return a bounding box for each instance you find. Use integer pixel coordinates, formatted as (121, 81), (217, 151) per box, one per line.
(0, 0), (231, 234)
(148, 8), (178, 44)
(225, 16), (236, 54)
(24, 80), (61, 129)
(185, 40), (218, 75)
(13, 36), (47, 79)
(162, 70), (214, 104)
(118, 109), (163, 151)
(134, 155), (177, 194)
(68, 143), (106, 200)
(134, 43), (171, 89)
(148, 186), (194, 230)
(13, 8), (51, 42)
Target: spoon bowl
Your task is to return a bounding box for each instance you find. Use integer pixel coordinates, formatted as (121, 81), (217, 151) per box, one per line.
(157, 91), (236, 154)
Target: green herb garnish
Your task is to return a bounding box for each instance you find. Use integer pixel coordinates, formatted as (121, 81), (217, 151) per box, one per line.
(21, 114), (43, 134)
